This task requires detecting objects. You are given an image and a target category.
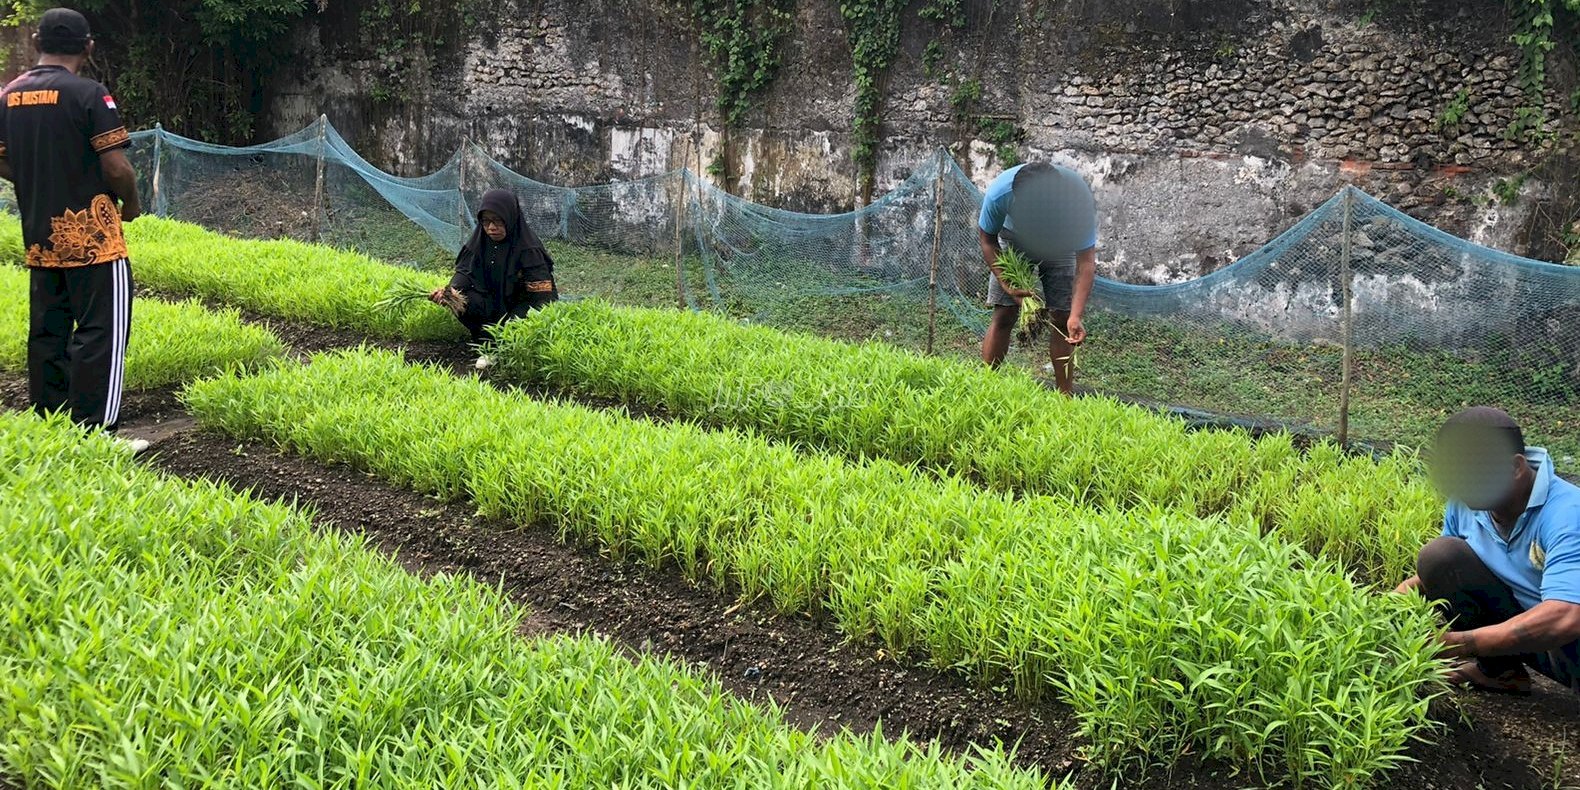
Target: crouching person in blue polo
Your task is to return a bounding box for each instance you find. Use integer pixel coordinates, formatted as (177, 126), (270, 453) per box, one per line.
(1396, 406), (1580, 694)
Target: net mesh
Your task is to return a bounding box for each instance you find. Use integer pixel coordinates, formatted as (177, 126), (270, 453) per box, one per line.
(128, 118), (1580, 461)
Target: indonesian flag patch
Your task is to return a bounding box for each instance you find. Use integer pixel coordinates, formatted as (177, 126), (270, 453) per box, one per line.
(103, 95), (116, 110)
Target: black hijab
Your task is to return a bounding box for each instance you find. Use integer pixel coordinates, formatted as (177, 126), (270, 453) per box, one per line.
(449, 189), (555, 317)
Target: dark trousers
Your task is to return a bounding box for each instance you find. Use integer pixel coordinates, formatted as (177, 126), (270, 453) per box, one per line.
(457, 288), (558, 343)
(1419, 536), (1580, 689)
(28, 260), (133, 431)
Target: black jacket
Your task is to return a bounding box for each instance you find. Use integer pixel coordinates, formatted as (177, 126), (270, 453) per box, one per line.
(448, 188), (556, 319)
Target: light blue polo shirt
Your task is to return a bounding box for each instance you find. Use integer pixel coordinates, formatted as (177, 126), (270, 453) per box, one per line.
(1442, 448), (1580, 610)
(978, 164), (1099, 251)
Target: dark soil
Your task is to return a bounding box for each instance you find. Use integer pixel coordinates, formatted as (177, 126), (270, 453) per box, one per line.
(5, 301), (1580, 788)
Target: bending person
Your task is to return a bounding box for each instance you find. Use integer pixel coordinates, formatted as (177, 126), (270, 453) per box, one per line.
(432, 188), (558, 345)
(1397, 407), (1580, 694)
(978, 162), (1098, 395)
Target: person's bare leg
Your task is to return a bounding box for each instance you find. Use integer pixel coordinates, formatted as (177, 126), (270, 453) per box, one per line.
(981, 304), (1019, 367)
(1048, 310), (1074, 394)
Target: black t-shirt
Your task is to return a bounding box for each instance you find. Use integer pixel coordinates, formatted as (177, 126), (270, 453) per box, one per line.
(0, 65), (131, 268)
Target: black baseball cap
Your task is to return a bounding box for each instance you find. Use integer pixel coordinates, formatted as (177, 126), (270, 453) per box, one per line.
(37, 8), (92, 54)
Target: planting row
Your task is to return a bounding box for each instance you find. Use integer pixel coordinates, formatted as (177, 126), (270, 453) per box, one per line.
(0, 411), (1039, 788)
(4, 219), (454, 343)
(0, 265), (284, 390)
(44, 216), (1442, 586)
(490, 300), (1441, 586)
(185, 349), (1446, 788)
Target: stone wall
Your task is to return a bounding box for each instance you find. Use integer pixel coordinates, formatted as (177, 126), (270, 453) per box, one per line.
(267, 0), (1572, 283)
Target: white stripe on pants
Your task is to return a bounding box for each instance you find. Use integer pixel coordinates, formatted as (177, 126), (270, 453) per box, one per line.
(104, 258), (129, 428)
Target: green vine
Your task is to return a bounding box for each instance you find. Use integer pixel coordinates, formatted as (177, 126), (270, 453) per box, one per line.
(918, 0), (965, 27)
(359, 0), (479, 105)
(978, 118), (1024, 167)
(1435, 87), (1472, 131)
(840, 0), (907, 200)
(688, 0), (795, 128)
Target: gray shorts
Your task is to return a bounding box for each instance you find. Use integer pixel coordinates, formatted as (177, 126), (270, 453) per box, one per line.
(986, 234), (1075, 311)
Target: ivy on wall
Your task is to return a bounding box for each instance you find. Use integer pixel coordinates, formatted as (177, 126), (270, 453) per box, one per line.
(1505, 0), (1580, 138)
(1369, 0), (1580, 138)
(922, 0), (1023, 168)
(839, 0), (907, 201)
(688, 0), (796, 128)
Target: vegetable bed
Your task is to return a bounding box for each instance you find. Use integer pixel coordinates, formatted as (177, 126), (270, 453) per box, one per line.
(124, 217), (465, 341)
(489, 299), (1442, 586)
(102, 214), (1441, 587)
(0, 411), (1038, 788)
(185, 349), (1446, 787)
(0, 265), (284, 390)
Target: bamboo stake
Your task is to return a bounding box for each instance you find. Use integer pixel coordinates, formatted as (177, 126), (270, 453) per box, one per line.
(150, 122), (164, 217)
(674, 141), (689, 309)
(456, 142), (470, 229)
(1338, 187), (1356, 447)
(926, 155), (945, 355)
(311, 115), (328, 243)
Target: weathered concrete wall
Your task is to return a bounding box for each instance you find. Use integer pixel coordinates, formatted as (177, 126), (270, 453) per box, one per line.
(267, 0), (1570, 283)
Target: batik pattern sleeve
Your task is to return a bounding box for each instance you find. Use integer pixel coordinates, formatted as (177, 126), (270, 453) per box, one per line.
(85, 82), (129, 154)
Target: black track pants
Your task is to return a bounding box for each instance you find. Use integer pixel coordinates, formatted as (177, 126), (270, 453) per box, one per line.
(28, 259), (132, 430)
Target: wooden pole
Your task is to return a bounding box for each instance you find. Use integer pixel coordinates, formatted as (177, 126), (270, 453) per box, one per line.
(456, 141), (470, 228)
(1337, 187), (1356, 446)
(150, 123), (164, 217)
(926, 155), (945, 355)
(311, 115), (328, 242)
(673, 142), (689, 309)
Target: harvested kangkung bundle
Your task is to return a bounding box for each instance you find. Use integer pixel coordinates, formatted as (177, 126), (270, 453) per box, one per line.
(995, 247), (1044, 342)
(376, 281), (466, 316)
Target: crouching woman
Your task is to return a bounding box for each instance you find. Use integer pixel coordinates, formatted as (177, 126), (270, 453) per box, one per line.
(431, 188), (558, 343)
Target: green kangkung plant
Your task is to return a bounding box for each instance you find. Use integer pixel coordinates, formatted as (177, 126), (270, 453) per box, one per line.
(489, 298), (1445, 589)
(186, 348), (1447, 787)
(0, 411), (1044, 788)
(0, 260), (284, 389)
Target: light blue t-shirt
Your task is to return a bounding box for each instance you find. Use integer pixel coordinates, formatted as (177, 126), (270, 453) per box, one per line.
(1442, 447), (1580, 610)
(977, 164), (1098, 251)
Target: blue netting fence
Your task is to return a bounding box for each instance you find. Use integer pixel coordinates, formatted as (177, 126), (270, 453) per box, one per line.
(112, 116), (1580, 459)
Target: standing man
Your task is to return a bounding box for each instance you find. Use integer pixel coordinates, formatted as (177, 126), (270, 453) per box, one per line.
(1397, 407), (1580, 695)
(0, 8), (141, 442)
(979, 161), (1098, 395)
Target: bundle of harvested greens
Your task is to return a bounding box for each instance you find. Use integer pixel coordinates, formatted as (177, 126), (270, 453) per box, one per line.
(375, 281), (466, 316)
(995, 248), (1045, 342)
